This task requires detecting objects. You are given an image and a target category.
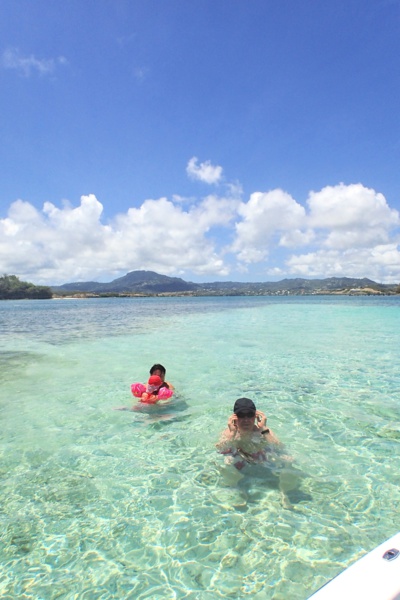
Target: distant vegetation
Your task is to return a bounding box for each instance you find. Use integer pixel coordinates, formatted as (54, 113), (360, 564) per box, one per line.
(1, 272), (398, 300)
(0, 275), (52, 300)
(51, 270), (400, 297)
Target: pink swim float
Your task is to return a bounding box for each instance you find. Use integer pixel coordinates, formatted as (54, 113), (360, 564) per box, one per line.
(131, 382), (146, 397)
(130, 381), (173, 404)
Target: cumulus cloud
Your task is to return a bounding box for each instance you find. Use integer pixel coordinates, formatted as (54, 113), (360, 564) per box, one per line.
(186, 157), (223, 184)
(1, 177), (399, 285)
(308, 183), (397, 229)
(275, 182), (400, 282)
(1, 47), (67, 77)
(286, 244), (400, 282)
(307, 183), (399, 249)
(225, 182), (399, 281)
(231, 189), (307, 263)
(0, 194), (235, 284)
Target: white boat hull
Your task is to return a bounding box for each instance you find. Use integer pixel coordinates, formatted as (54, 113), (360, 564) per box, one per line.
(308, 531), (400, 600)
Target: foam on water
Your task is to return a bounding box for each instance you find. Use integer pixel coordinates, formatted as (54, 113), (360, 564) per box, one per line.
(0, 296), (399, 599)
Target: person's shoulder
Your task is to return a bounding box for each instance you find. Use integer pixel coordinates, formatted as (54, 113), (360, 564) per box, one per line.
(216, 428), (234, 451)
(217, 427), (232, 440)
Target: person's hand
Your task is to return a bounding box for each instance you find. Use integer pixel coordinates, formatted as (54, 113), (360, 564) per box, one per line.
(255, 410), (267, 430)
(228, 413), (238, 433)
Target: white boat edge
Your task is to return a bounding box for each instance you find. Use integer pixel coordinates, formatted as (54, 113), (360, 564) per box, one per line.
(307, 531), (400, 600)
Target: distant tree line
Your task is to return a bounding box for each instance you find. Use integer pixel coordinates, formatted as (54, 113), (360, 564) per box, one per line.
(0, 275), (52, 300)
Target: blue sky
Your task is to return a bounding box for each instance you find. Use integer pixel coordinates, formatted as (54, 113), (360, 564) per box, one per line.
(1, 0), (400, 285)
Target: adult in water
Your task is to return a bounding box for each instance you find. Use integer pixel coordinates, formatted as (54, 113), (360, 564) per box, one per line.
(216, 397), (281, 470)
(216, 399), (310, 507)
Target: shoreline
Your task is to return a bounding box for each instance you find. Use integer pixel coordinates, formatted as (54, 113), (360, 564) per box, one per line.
(51, 287), (399, 299)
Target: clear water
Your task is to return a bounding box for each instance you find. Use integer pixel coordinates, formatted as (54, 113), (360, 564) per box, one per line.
(1, 296), (399, 599)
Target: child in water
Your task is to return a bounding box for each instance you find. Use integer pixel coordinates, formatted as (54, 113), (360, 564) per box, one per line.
(149, 363), (174, 392)
(138, 375), (163, 403)
(113, 363), (174, 410)
(130, 372), (174, 405)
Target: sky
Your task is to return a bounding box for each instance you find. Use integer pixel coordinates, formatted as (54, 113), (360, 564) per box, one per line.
(1, 0), (400, 285)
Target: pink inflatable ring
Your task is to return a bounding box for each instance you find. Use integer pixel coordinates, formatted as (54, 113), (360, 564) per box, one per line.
(131, 382), (173, 404)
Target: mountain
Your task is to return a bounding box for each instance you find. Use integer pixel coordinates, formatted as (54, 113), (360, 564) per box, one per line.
(51, 270), (199, 294)
(51, 271), (398, 296)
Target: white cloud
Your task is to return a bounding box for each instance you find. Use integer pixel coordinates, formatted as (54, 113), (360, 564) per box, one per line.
(323, 227), (391, 250)
(191, 194), (239, 230)
(226, 182), (400, 282)
(308, 183), (398, 229)
(231, 189), (306, 263)
(1, 47), (67, 77)
(0, 194), (232, 284)
(286, 244), (400, 283)
(186, 157), (223, 184)
(1, 176), (399, 285)
(272, 182), (400, 282)
(172, 194), (196, 205)
(279, 229), (315, 247)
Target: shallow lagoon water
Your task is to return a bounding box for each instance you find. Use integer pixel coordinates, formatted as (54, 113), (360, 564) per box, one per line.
(1, 295), (399, 599)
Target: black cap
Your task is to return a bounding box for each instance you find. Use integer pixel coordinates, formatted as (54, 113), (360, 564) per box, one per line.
(233, 398), (256, 414)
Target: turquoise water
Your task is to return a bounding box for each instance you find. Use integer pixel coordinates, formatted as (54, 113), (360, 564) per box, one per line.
(1, 295), (399, 599)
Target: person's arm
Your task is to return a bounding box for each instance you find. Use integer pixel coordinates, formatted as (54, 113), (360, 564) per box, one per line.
(256, 410), (282, 444)
(216, 429), (231, 451)
(216, 414), (238, 451)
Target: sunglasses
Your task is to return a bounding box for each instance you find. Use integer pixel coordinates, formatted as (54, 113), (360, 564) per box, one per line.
(236, 411), (255, 419)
